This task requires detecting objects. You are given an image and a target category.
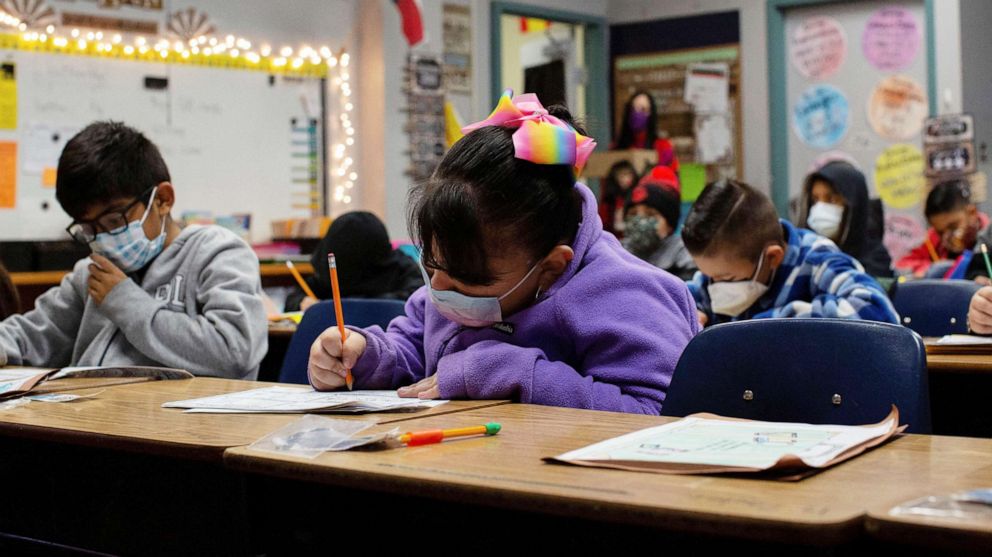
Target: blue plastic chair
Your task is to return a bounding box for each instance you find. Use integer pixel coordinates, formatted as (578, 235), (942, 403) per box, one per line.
(891, 279), (982, 336)
(661, 318), (931, 433)
(278, 299), (408, 384)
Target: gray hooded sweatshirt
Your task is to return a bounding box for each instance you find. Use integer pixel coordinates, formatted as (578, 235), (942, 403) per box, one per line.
(0, 225), (267, 379)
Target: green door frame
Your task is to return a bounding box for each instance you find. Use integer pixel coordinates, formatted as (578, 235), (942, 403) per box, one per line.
(490, 2), (609, 149)
(766, 0), (937, 215)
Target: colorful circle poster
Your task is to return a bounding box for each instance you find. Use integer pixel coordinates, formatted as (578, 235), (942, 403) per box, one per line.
(862, 7), (921, 71)
(884, 213), (926, 261)
(791, 16), (847, 79)
(792, 84), (850, 149)
(875, 144), (924, 209)
(867, 75), (927, 140)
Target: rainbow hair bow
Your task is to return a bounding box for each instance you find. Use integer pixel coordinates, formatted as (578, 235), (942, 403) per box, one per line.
(461, 89), (597, 176)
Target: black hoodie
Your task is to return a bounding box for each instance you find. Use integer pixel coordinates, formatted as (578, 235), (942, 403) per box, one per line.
(798, 161), (894, 277)
(284, 212), (423, 311)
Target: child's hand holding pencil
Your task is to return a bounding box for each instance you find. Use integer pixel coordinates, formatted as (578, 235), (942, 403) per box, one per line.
(309, 328), (367, 391)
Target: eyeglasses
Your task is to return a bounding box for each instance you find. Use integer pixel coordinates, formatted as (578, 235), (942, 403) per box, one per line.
(65, 187), (156, 245)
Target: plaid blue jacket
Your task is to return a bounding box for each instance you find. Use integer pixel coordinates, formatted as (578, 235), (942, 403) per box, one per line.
(688, 219), (899, 325)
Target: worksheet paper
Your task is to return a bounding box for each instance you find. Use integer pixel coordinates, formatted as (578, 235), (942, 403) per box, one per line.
(163, 386), (448, 414)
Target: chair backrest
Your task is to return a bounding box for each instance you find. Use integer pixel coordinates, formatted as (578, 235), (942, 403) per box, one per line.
(661, 318), (931, 433)
(891, 279), (981, 336)
(923, 260), (955, 279)
(277, 298), (407, 384)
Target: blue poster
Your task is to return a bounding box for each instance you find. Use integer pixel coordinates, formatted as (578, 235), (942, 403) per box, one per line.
(792, 84), (850, 149)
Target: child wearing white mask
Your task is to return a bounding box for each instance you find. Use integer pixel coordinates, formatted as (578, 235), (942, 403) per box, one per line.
(799, 161), (893, 277)
(307, 91), (699, 414)
(683, 180), (898, 327)
(0, 122), (268, 378)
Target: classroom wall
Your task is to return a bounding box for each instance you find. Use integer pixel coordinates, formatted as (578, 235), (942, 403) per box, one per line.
(606, 0), (965, 199)
(352, 0), (969, 237)
(356, 0), (609, 240)
(607, 0), (771, 194)
(960, 0), (992, 192)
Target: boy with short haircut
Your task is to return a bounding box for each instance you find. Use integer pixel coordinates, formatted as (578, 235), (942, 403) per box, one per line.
(896, 180), (989, 278)
(0, 121), (267, 378)
(682, 179), (898, 327)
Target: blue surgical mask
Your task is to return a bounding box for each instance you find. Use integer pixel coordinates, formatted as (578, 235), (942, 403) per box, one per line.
(88, 187), (167, 273)
(418, 259), (542, 327)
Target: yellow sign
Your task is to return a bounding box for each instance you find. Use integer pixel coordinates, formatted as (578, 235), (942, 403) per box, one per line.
(0, 62), (15, 130)
(875, 144), (924, 209)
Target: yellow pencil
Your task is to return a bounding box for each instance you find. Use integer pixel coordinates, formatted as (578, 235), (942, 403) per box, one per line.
(924, 236), (940, 262)
(285, 261), (317, 299)
(396, 423), (502, 446)
(328, 253), (353, 390)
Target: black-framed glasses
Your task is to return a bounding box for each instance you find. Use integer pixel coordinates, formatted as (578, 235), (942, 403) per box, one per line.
(65, 187), (155, 245)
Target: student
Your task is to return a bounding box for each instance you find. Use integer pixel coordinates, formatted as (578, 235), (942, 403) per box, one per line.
(621, 168), (696, 280)
(613, 91), (680, 169)
(285, 211), (423, 312)
(0, 121), (268, 378)
(597, 160), (638, 236)
(683, 179), (899, 327)
(896, 180), (988, 277)
(966, 220), (992, 283)
(798, 161), (893, 277)
(308, 90), (699, 415)
(968, 287), (992, 333)
(0, 262), (18, 319)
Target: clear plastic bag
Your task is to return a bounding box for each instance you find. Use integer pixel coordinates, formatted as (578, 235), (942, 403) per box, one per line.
(890, 488), (992, 521)
(248, 415), (385, 459)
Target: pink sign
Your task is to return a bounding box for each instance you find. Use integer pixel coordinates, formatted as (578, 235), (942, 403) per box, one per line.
(862, 7), (921, 71)
(884, 213), (925, 262)
(791, 16), (847, 79)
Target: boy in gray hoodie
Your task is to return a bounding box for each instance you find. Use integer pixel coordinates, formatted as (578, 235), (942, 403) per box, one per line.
(0, 122), (267, 379)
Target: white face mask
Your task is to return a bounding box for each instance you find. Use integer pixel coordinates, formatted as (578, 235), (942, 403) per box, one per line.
(418, 259), (542, 328)
(707, 250), (774, 317)
(807, 202), (844, 240)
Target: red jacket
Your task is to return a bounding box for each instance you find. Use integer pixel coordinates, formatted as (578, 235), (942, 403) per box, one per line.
(895, 212), (990, 276)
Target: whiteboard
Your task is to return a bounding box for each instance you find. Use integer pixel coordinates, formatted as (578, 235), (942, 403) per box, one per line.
(784, 0), (929, 260)
(0, 49), (325, 242)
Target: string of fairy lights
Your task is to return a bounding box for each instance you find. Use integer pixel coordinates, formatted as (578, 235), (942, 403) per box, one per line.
(0, 6), (356, 210)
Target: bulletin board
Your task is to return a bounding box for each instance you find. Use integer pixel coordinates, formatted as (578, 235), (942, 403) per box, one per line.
(0, 48), (326, 242)
(612, 44), (743, 199)
(769, 0), (936, 260)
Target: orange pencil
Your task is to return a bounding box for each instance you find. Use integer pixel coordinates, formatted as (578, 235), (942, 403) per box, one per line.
(924, 236), (940, 263)
(328, 253), (353, 390)
(396, 423), (502, 446)
(285, 261), (317, 299)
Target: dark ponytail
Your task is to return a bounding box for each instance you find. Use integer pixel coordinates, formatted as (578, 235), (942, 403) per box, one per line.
(408, 106), (587, 285)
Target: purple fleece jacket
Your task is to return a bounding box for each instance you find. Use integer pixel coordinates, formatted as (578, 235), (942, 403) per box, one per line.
(319, 183), (700, 415)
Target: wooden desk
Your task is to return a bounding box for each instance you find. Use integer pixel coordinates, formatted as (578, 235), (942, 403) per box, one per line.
(225, 404), (992, 550)
(258, 261), (313, 278)
(8, 270), (68, 286)
(267, 322), (297, 338)
(926, 352), (992, 374)
(10, 263), (315, 313)
(10, 264), (313, 287)
(0, 377), (506, 555)
(864, 436), (992, 552)
(0, 377), (508, 460)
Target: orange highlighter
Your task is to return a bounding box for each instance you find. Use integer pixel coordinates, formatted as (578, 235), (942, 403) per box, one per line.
(327, 253), (353, 390)
(396, 422), (502, 446)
